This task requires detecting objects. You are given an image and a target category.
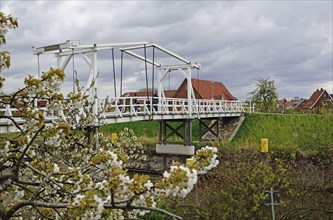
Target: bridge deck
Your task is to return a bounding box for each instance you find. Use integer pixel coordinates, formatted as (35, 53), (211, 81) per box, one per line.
(0, 97), (244, 133)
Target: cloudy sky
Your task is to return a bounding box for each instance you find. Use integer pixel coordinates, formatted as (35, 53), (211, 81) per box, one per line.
(1, 0), (332, 100)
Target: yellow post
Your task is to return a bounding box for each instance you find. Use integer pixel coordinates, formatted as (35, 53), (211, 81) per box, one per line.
(111, 133), (118, 144)
(261, 138), (269, 153)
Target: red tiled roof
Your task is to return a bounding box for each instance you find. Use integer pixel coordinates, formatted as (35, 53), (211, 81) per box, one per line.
(164, 90), (176, 97)
(285, 101), (293, 107)
(123, 79), (237, 101)
(278, 99), (293, 107)
(191, 78), (236, 100)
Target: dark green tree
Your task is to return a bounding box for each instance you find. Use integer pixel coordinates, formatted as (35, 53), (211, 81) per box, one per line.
(249, 77), (278, 113)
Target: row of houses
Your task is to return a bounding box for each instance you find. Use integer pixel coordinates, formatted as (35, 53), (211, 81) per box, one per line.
(278, 88), (333, 113)
(122, 77), (332, 114)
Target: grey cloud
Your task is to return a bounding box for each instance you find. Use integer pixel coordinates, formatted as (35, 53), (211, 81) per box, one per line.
(0, 1), (332, 100)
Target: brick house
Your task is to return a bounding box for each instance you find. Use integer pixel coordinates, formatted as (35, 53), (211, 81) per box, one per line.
(296, 88), (332, 112)
(172, 78), (237, 100)
(292, 98), (307, 112)
(277, 98), (294, 113)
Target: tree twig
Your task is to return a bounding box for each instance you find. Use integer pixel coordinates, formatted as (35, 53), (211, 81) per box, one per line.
(22, 162), (74, 197)
(16, 124), (45, 169)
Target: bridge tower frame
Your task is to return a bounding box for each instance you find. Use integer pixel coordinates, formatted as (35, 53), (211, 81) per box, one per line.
(32, 40), (150, 125)
(32, 41), (201, 119)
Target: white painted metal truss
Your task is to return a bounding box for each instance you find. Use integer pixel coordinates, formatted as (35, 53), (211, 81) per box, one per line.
(0, 97), (244, 133)
(32, 41), (203, 122)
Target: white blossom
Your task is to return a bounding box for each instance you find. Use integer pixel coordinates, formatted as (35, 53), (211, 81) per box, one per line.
(13, 190), (25, 201)
(194, 146), (219, 174)
(72, 194), (85, 207)
(45, 134), (61, 147)
(163, 171), (171, 178)
(144, 180), (153, 190)
(0, 141), (10, 154)
(53, 163), (60, 173)
(93, 194), (104, 219)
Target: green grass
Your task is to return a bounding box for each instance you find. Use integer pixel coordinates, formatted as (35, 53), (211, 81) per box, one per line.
(0, 132), (22, 140)
(101, 120), (202, 142)
(101, 120), (160, 139)
(232, 113), (333, 152)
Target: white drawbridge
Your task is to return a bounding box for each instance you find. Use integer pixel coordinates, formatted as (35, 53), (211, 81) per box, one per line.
(1, 41), (245, 155)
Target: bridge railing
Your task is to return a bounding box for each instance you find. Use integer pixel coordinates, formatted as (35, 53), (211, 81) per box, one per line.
(98, 97), (244, 119)
(0, 97), (244, 122)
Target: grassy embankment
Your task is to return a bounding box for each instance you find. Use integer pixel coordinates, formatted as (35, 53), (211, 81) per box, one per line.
(102, 113), (333, 153)
(230, 113), (333, 152)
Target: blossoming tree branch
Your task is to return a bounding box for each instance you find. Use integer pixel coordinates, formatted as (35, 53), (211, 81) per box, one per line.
(0, 12), (219, 219)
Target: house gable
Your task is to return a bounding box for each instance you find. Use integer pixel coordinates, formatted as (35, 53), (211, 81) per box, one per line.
(172, 79), (193, 99)
(303, 88), (331, 110)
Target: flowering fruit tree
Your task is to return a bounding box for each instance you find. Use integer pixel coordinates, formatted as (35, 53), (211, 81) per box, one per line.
(0, 12), (220, 220)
